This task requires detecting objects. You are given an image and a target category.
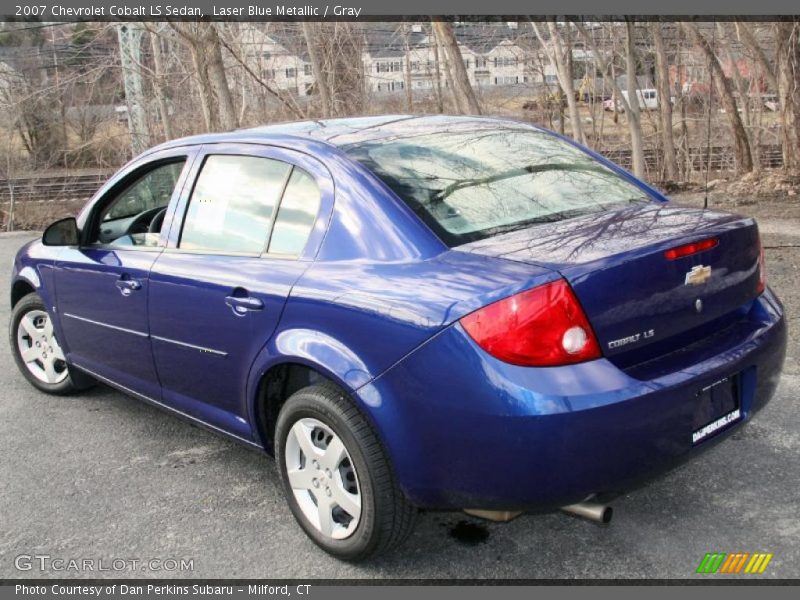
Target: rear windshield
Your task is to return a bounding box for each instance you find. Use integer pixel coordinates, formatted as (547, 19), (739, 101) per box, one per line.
(344, 128), (651, 246)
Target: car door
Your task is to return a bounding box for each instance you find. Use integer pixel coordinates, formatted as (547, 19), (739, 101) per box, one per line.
(148, 143), (332, 441)
(53, 149), (195, 399)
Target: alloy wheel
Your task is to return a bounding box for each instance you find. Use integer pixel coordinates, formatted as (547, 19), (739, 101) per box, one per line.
(16, 310), (68, 385)
(284, 417), (361, 540)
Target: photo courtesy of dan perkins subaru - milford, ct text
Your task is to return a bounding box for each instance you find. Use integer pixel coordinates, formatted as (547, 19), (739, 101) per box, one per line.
(15, 584), (311, 596)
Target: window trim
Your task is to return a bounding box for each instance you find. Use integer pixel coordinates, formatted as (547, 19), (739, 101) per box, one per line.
(81, 154), (192, 250)
(176, 153), (292, 257)
(262, 165), (295, 255)
(265, 166), (324, 258)
(169, 144), (328, 260)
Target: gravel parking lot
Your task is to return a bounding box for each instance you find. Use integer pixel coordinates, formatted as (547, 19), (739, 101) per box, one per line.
(1, 200), (798, 580)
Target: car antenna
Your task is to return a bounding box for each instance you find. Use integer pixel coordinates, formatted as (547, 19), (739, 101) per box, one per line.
(703, 21), (716, 211)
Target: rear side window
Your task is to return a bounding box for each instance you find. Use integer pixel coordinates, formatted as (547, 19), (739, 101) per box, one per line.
(267, 168), (321, 256)
(180, 155), (291, 254)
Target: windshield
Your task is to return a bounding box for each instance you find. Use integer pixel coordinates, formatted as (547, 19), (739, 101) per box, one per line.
(344, 128), (652, 246)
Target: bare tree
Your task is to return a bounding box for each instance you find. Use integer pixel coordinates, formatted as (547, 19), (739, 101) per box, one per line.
(431, 26), (444, 113)
(1, 150), (19, 231)
(301, 22), (332, 117)
(651, 22), (679, 181)
(0, 41), (67, 167)
(624, 19), (646, 178)
(682, 22), (753, 174)
(776, 22), (800, 171)
(718, 23), (757, 170)
(530, 19), (586, 145)
(302, 23), (365, 117)
(431, 19), (481, 115)
(169, 22), (237, 131)
(402, 23), (414, 112)
(148, 27), (174, 140)
(573, 21), (646, 178)
(736, 21), (796, 170)
(791, 23), (800, 164)
(432, 23), (458, 110)
(216, 27), (307, 121)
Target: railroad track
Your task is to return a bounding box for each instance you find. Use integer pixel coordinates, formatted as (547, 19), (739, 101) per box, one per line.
(0, 172), (112, 204)
(604, 144), (784, 173)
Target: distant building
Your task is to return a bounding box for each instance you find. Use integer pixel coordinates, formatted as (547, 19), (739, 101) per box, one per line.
(239, 24), (314, 96)
(669, 48), (769, 98)
(241, 22), (570, 97)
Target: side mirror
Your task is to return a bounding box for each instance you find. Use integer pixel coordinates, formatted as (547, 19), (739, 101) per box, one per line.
(42, 217), (79, 246)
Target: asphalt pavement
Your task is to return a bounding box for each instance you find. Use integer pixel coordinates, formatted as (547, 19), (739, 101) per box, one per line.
(0, 230), (798, 580)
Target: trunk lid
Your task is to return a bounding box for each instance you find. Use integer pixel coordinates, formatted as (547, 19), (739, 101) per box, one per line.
(458, 203), (761, 369)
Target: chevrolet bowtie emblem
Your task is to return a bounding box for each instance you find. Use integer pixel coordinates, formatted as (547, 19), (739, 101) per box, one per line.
(685, 265), (712, 286)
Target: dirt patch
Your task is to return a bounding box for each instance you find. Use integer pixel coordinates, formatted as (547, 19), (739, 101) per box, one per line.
(712, 171), (800, 199)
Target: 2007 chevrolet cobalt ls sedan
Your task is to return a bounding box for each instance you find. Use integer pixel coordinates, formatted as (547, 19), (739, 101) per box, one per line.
(10, 116), (786, 560)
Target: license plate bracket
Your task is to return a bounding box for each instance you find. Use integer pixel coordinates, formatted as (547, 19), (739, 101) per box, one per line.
(692, 374), (741, 444)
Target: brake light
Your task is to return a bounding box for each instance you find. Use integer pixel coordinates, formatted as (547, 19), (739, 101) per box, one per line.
(664, 237), (719, 260)
(460, 279), (601, 367)
(757, 236), (766, 295)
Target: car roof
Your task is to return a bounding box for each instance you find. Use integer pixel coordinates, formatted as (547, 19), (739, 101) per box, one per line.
(146, 114), (540, 155)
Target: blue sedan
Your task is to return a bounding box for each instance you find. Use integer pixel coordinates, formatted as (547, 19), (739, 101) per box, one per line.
(9, 116), (786, 560)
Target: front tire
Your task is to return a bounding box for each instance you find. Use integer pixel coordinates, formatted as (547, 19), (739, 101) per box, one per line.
(275, 383), (417, 560)
(10, 292), (92, 395)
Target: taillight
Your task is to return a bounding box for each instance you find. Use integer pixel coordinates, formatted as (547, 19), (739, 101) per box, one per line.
(664, 237), (718, 260)
(757, 236), (766, 295)
(460, 279), (601, 367)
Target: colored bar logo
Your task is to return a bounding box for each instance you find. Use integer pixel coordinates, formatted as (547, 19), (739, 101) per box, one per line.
(696, 553), (773, 574)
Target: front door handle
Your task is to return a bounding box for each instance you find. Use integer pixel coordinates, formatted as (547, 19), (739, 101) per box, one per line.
(225, 295), (264, 315)
(115, 277), (142, 296)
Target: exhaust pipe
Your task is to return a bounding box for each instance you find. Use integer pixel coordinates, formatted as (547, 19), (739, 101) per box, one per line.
(560, 501), (613, 523)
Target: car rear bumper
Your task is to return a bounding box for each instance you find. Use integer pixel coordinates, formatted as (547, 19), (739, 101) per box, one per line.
(356, 289), (786, 510)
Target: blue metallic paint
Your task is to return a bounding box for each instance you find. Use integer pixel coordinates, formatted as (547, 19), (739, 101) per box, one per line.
(11, 115), (787, 511)
(356, 289), (785, 509)
(55, 248), (162, 399)
(460, 203), (763, 367)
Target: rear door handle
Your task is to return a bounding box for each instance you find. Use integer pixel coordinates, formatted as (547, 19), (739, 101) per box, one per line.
(225, 295), (264, 315)
(115, 277), (142, 296)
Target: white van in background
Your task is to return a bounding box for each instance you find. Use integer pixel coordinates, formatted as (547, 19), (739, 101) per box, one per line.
(603, 89), (665, 112)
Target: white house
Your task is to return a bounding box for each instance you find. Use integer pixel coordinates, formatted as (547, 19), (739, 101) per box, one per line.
(241, 22), (568, 99)
(239, 24), (314, 96)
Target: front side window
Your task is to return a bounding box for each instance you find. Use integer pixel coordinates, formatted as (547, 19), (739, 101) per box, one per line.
(95, 159), (186, 247)
(345, 127), (651, 247)
(180, 155), (291, 254)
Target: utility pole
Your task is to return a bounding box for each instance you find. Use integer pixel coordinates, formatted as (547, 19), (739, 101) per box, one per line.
(50, 26), (68, 166)
(116, 23), (150, 155)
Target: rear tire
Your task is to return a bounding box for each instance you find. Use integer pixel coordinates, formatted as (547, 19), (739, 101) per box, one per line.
(10, 292), (93, 395)
(275, 383), (416, 560)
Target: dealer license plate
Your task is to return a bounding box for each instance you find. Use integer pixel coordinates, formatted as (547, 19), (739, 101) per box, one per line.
(692, 375), (741, 444)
